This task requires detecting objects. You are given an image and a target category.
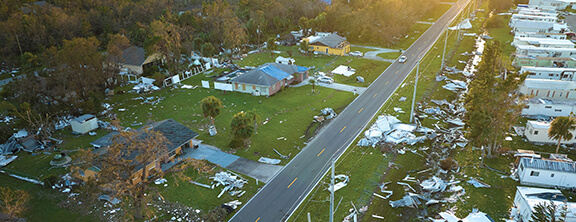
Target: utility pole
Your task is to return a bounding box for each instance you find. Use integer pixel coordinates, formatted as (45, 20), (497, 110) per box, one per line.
(410, 58), (420, 123)
(442, 28), (448, 70)
(329, 158), (335, 222)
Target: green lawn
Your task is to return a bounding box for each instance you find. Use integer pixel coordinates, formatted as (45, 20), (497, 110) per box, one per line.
(377, 52), (402, 60)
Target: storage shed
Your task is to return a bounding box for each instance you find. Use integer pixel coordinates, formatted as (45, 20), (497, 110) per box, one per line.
(71, 114), (98, 134)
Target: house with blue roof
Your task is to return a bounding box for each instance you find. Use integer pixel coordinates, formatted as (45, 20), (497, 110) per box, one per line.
(231, 63), (309, 96)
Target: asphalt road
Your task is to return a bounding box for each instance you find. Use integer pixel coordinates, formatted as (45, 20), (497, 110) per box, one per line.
(230, 1), (470, 221)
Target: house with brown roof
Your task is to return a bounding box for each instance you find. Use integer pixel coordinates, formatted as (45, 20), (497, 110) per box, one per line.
(304, 33), (350, 56)
(81, 119), (199, 184)
(230, 63), (309, 96)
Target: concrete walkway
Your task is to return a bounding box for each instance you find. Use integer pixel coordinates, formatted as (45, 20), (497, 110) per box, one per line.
(162, 143), (283, 183)
(292, 78), (367, 94)
(351, 45), (399, 62)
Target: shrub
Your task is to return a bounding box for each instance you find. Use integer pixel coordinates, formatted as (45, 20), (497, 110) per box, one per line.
(440, 157), (458, 171)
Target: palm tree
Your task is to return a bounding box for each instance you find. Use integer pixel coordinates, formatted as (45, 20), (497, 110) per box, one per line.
(200, 96), (223, 128)
(267, 37), (277, 57)
(531, 200), (567, 222)
(245, 109), (261, 134)
(548, 116), (576, 154)
(309, 78), (316, 93)
(230, 112), (254, 148)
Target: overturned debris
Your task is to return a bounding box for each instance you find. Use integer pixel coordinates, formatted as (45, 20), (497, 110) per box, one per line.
(210, 171), (248, 198)
(327, 174), (349, 192)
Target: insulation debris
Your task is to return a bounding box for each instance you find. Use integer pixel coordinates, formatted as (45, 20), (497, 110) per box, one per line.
(210, 172), (247, 198)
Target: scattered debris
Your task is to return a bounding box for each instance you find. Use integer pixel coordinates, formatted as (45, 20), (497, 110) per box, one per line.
(258, 157), (281, 165)
(0, 155), (17, 167)
(420, 176), (447, 193)
(321, 108), (337, 119)
(467, 178), (491, 188)
(155, 178), (168, 185)
(210, 172), (247, 198)
(436, 208), (493, 222)
(327, 175), (349, 192)
(390, 193), (425, 208)
(189, 181), (212, 189)
(273, 148), (288, 159)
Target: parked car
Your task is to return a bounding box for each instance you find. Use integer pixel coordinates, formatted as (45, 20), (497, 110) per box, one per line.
(398, 56), (407, 63)
(349, 51), (363, 57)
(317, 76), (334, 84)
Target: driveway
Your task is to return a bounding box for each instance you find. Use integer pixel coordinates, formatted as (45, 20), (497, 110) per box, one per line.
(351, 44), (399, 62)
(162, 142), (283, 183)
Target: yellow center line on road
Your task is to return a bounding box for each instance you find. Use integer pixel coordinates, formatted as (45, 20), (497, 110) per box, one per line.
(318, 148), (325, 156)
(340, 126), (346, 132)
(358, 108), (363, 113)
(288, 178), (297, 188)
(385, 81), (389, 85)
(255, 218), (260, 222)
(373, 93), (377, 98)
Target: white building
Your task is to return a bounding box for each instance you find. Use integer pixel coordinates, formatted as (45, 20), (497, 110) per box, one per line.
(522, 98), (576, 117)
(529, 0), (576, 10)
(519, 79), (576, 100)
(525, 120), (576, 144)
(513, 186), (576, 222)
(511, 20), (568, 34)
(71, 114), (98, 134)
(516, 157), (576, 188)
(509, 14), (558, 27)
(512, 37), (575, 48)
(521, 66), (576, 80)
(518, 8), (558, 17)
(515, 32), (567, 40)
(515, 45), (576, 58)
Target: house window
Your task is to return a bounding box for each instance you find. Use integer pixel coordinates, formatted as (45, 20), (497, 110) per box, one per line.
(551, 173), (555, 177)
(530, 171), (540, 176)
(545, 106), (552, 108)
(555, 109), (562, 112)
(524, 105), (530, 109)
(549, 74), (555, 76)
(534, 130), (539, 135)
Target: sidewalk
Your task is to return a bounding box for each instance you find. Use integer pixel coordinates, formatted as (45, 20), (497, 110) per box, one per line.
(292, 78), (367, 94)
(162, 143), (283, 183)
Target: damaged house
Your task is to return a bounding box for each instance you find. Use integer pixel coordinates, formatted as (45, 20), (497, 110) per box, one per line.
(521, 98), (576, 118)
(521, 66), (576, 81)
(81, 119), (199, 184)
(515, 157), (576, 188)
(303, 33), (350, 56)
(513, 186), (576, 222)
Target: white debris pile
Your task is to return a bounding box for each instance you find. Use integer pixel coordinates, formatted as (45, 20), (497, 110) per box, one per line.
(389, 193), (426, 208)
(154, 178), (168, 185)
(327, 174), (349, 192)
(54, 115), (74, 130)
(321, 108), (337, 119)
(357, 115), (425, 146)
(433, 208), (493, 222)
(210, 171), (248, 198)
(223, 200), (242, 210)
(442, 79), (468, 92)
(0, 155), (17, 167)
(420, 176), (447, 193)
(258, 157), (281, 165)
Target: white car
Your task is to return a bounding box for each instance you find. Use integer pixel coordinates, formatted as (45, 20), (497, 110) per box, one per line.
(398, 56), (407, 63)
(349, 51), (363, 57)
(317, 76), (334, 84)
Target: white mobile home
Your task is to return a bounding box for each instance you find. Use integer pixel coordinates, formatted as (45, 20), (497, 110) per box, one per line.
(517, 8), (558, 17)
(522, 98), (576, 117)
(512, 186), (576, 222)
(529, 0), (576, 10)
(519, 78), (576, 100)
(515, 32), (568, 39)
(521, 66), (576, 80)
(525, 120), (576, 144)
(509, 14), (558, 27)
(515, 45), (576, 58)
(512, 37), (575, 48)
(511, 20), (568, 34)
(517, 157), (576, 188)
(71, 114), (98, 134)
